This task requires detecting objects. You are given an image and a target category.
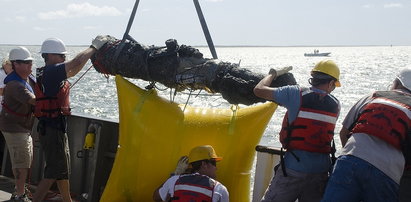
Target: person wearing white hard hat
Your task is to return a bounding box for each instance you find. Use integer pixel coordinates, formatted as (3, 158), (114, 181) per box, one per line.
(32, 36), (109, 202)
(153, 145), (229, 202)
(322, 69), (411, 202)
(254, 60), (341, 202)
(0, 46), (36, 202)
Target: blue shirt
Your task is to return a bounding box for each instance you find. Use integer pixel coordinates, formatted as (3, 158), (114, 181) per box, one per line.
(41, 63), (67, 97)
(273, 85), (332, 173)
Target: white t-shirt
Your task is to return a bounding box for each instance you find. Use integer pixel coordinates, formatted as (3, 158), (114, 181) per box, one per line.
(158, 173), (229, 202)
(0, 69), (7, 111)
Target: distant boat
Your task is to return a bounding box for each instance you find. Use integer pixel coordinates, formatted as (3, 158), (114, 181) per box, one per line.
(304, 52), (331, 57)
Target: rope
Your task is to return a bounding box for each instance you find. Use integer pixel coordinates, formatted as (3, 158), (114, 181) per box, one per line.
(182, 89), (194, 112)
(69, 65), (93, 90)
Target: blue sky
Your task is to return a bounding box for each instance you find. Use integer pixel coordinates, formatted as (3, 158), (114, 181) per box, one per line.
(1, 0), (410, 46)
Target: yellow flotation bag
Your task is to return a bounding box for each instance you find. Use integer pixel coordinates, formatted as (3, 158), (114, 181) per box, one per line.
(100, 75), (277, 202)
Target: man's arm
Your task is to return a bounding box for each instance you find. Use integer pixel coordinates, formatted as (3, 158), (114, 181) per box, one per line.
(64, 47), (96, 78)
(339, 94), (373, 148)
(153, 183), (170, 202)
(339, 126), (350, 147)
(27, 97), (36, 105)
(253, 66), (292, 101)
(253, 74), (277, 101)
(11, 82), (36, 106)
(153, 186), (164, 202)
(64, 35), (109, 78)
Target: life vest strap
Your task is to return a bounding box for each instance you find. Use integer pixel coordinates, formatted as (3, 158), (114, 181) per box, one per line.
(36, 96), (58, 101)
(1, 103), (31, 117)
(41, 108), (61, 113)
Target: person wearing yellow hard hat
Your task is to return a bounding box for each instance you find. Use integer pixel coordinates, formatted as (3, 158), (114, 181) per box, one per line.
(253, 60), (341, 202)
(0, 47), (36, 202)
(322, 68), (411, 202)
(153, 145), (229, 202)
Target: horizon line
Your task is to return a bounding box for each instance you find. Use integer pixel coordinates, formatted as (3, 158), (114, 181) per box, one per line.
(0, 44), (409, 47)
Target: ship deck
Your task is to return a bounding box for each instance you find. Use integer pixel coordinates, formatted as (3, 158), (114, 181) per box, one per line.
(0, 175), (13, 201)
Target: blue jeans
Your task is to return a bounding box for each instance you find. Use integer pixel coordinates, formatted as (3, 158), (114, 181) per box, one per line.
(322, 155), (399, 202)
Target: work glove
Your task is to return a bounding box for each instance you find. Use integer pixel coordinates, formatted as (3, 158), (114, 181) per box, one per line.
(269, 66), (293, 78)
(173, 156), (189, 175)
(91, 35), (109, 50)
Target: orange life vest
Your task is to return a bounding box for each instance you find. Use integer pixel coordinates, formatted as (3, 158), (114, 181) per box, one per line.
(280, 89), (339, 153)
(171, 174), (215, 202)
(34, 78), (71, 118)
(351, 90), (411, 151)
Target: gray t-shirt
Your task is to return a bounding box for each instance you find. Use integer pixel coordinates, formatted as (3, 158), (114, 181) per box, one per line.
(341, 92), (405, 184)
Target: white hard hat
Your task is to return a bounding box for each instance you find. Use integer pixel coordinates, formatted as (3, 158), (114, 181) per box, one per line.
(397, 69), (411, 92)
(9, 46), (34, 61)
(40, 38), (67, 54)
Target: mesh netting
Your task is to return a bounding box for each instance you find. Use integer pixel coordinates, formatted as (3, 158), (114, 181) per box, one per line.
(91, 36), (297, 105)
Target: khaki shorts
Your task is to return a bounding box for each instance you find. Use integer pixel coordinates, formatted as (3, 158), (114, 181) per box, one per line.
(2, 131), (33, 168)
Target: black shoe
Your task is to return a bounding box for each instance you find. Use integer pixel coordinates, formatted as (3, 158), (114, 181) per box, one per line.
(11, 194), (31, 202)
(10, 186), (31, 201)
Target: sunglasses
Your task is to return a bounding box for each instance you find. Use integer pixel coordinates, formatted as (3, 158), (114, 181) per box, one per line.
(15, 60), (32, 64)
(207, 159), (217, 167)
(53, 54), (66, 59)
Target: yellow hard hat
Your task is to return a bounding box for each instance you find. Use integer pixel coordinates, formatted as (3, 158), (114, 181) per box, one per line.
(188, 145), (222, 164)
(311, 60), (341, 87)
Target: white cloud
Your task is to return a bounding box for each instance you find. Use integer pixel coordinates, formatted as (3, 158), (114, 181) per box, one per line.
(384, 3), (403, 8)
(205, 0), (223, 2)
(38, 2), (122, 20)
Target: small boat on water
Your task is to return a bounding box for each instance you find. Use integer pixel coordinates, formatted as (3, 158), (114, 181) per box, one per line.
(304, 52), (331, 57)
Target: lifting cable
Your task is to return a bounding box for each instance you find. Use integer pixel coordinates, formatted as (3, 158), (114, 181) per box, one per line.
(70, 65), (94, 90)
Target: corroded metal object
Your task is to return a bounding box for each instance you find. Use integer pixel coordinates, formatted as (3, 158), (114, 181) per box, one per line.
(91, 36), (296, 105)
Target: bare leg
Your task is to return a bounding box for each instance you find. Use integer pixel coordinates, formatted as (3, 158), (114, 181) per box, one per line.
(33, 178), (55, 202)
(57, 179), (72, 202)
(13, 168), (29, 196)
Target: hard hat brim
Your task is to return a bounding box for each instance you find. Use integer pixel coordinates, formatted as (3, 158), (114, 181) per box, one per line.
(335, 80), (341, 87)
(213, 157), (223, 162)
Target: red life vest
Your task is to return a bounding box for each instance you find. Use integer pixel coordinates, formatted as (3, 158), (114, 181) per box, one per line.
(34, 79), (71, 118)
(351, 90), (411, 151)
(280, 89), (339, 153)
(171, 173), (215, 202)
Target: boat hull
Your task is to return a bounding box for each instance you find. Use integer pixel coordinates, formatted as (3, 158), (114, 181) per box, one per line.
(304, 52), (331, 57)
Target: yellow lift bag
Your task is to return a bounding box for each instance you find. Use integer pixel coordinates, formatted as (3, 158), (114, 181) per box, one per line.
(100, 75), (277, 202)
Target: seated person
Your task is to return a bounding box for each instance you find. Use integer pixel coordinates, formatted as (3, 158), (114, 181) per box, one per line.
(153, 145), (229, 202)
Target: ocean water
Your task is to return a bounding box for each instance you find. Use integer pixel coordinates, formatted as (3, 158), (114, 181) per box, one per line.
(1, 45), (411, 151)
